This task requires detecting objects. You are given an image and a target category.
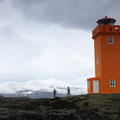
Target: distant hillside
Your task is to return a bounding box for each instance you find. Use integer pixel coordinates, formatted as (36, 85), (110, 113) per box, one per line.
(0, 94), (120, 120)
(0, 91), (67, 98)
(0, 79), (86, 98)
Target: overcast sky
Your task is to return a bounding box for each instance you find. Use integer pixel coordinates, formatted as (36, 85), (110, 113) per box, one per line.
(0, 0), (120, 88)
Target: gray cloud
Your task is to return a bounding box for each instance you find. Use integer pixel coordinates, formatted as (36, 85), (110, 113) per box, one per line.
(0, 0), (5, 3)
(12, 0), (120, 30)
(0, 0), (120, 87)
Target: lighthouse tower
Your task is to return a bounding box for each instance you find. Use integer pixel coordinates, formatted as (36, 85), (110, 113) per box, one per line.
(87, 16), (120, 94)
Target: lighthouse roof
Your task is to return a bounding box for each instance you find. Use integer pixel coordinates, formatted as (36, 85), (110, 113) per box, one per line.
(97, 16), (116, 25)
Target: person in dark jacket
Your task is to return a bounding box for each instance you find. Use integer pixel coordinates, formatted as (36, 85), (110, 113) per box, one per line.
(53, 89), (57, 98)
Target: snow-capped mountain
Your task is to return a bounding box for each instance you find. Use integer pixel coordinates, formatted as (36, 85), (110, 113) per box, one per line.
(0, 79), (87, 98)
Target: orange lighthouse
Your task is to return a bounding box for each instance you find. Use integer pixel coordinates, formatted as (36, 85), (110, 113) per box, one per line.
(87, 16), (120, 94)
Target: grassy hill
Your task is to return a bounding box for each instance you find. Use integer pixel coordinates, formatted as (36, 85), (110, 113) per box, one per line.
(0, 94), (120, 120)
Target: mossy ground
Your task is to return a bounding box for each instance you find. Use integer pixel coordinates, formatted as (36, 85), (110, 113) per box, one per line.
(0, 94), (120, 120)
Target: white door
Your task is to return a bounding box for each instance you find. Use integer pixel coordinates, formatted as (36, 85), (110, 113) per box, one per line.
(93, 80), (99, 93)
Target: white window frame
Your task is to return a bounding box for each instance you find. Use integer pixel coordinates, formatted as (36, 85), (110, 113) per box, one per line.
(110, 80), (115, 87)
(108, 37), (114, 44)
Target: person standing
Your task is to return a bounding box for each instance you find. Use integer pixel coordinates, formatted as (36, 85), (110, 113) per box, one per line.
(67, 87), (71, 97)
(53, 89), (57, 98)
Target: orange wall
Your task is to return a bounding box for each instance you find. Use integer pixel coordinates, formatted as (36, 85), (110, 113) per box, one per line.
(93, 25), (120, 94)
(94, 36), (102, 78)
(87, 77), (100, 94)
(87, 79), (93, 94)
(101, 34), (120, 93)
(94, 36), (102, 92)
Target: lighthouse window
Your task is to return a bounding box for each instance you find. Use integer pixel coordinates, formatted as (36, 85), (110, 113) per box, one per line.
(97, 58), (99, 64)
(108, 37), (114, 44)
(110, 80), (115, 87)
